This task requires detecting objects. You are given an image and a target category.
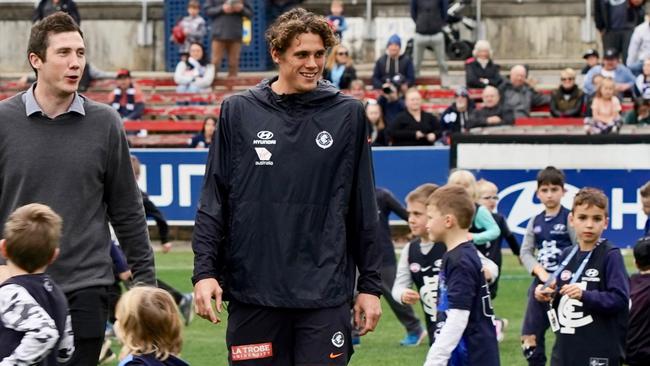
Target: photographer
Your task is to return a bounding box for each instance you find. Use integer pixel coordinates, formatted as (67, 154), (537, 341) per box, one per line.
(372, 34), (415, 90)
(378, 75), (407, 127)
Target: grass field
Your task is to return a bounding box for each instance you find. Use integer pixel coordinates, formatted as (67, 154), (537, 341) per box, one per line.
(107, 249), (636, 365)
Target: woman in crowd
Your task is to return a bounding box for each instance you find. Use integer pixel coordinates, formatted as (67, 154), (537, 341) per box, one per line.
(388, 88), (441, 146)
(188, 116), (217, 148)
(323, 44), (357, 90)
(366, 100), (389, 146)
(550, 68), (584, 117)
(174, 42), (215, 93)
(465, 40), (503, 89)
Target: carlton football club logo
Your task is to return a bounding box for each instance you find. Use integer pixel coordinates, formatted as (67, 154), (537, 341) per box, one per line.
(316, 131), (333, 149)
(496, 181), (580, 235)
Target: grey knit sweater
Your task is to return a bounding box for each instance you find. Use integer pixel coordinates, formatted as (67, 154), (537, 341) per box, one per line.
(0, 90), (155, 293)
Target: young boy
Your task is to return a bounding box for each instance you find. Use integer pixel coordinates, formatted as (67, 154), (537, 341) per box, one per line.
(423, 185), (499, 366)
(175, 0), (207, 55)
(394, 183), (500, 349)
(640, 181), (650, 236)
(0, 204), (74, 364)
(327, 0), (348, 40)
(392, 183), (444, 346)
(535, 188), (629, 365)
(626, 235), (650, 366)
(519, 166), (576, 365)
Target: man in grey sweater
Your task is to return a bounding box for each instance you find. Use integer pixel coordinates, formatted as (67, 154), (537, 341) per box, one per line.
(0, 13), (155, 365)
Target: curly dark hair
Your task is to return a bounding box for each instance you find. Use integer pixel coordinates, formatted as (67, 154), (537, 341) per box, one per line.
(265, 8), (338, 55)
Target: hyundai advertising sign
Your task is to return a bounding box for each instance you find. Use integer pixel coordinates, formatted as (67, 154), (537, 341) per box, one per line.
(474, 170), (649, 247)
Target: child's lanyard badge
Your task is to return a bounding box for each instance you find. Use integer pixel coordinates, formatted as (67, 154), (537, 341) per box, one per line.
(546, 240), (601, 332)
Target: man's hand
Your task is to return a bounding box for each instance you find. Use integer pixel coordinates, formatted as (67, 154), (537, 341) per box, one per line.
(118, 269), (132, 282)
(232, 2), (244, 12)
(426, 133), (436, 143)
(194, 278), (223, 324)
(161, 242), (173, 254)
(534, 283), (555, 302)
(486, 115), (502, 125)
(222, 3), (233, 13)
(353, 293), (381, 336)
(560, 284), (583, 300)
(401, 289), (420, 305)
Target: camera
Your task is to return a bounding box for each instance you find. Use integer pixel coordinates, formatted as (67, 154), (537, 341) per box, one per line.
(382, 85), (393, 94)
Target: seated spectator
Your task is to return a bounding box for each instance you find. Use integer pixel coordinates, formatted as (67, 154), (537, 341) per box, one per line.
(378, 75), (406, 126)
(174, 42), (215, 93)
(366, 100), (389, 146)
(550, 68), (584, 117)
(499, 65), (550, 118)
(468, 86), (514, 128)
(627, 14), (650, 76)
(348, 79), (370, 103)
(372, 34), (415, 90)
(34, 0), (80, 25)
(585, 77), (622, 134)
(624, 97), (650, 125)
(388, 88), (441, 146)
(173, 0), (207, 55)
(440, 86), (475, 141)
(582, 49), (599, 75)
(109, 69), (145, 121)
(465, 40), (503, 89)
(635, 58), (650, 98)
(584, 48), (635, 97)
(189, 116), (217, 148)
(323, 44), (357, 90)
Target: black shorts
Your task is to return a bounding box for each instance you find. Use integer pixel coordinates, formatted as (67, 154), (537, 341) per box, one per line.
(226, 300), (354, 366)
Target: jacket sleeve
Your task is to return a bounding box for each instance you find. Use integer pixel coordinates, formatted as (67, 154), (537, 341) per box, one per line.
(471, 205), (501, 244)
(465, 63), (484, 88)
(594, 0), (605, 31)
(388, 113), (418, 143)
(204, 0), (225, 18)
(125, 103), (145, 120)
(67, 1), (81, 25)
(520, 218), (539, 274)
(110, 241), (130, 274)
(349, 103), (382, 297)
(410, 0), (417, 22)
(385, 190), (409, 221)
(550, 91), (561, 117)
(405, 58), (416, 87)
(105, 121), (155, 286)
(241, 0), (253, 19)
(500, 107), (515, 125)
(583, 67), (598, 95)
(581, 249), (630, 314)
(531, 89), (551, 107)
(174, 62), (194, 85)
(192, 99), (233, 285)
(142, 192), (170, 244)
(372, 58), (385, 89)
(627, 27), (642, 67)
(194, 64), (216, 89)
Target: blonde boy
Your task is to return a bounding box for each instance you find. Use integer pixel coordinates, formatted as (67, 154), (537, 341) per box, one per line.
(423, 185), (499, 366)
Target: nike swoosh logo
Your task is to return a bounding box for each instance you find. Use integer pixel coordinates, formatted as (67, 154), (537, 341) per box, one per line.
(329, 353), (344, 359)
(421, 266), (432, 272)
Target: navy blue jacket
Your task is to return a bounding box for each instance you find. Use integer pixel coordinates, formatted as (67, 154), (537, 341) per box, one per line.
(119, 354), (189, 366)
(375, 187), (408, 266)
(192, 78), (381, 308)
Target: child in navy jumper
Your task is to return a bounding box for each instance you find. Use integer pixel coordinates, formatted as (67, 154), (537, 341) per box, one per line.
(519, 166), (576, 365)
(116, 286), (189, 366)
(535, 188), (629, 366)
(0, 204), (74, 365)
(423, 185), (499, 366)
(625, 236), (650, 366)
(393, 183), (499, 348)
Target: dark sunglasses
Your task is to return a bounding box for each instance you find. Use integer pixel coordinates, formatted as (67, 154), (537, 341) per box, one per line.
(337, 52), (349, 56)
(561, 77), (575, 81)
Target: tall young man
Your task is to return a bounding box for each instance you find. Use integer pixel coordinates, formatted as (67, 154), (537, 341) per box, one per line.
(192, 8), (382, 365)
(0, 13), (155, 364)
